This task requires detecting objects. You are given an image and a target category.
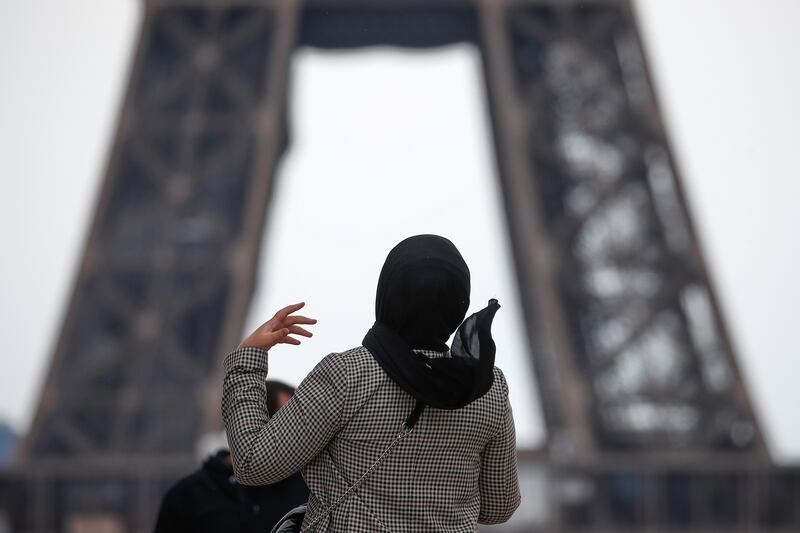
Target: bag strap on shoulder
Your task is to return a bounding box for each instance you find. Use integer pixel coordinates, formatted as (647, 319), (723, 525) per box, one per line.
(300, 401), (425, 532)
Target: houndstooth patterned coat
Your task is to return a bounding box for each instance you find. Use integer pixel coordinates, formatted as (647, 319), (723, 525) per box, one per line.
(222, 345), (520, 532)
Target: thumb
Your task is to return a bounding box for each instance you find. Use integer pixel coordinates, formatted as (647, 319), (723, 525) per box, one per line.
(239, 328), (290, 350)
(264, 328), (290, 345)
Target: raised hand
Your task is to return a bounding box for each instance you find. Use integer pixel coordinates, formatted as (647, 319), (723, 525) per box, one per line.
(238, 302), (317, 351)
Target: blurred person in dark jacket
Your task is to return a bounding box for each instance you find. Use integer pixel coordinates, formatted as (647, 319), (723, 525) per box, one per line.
(154, 380), (308, 533)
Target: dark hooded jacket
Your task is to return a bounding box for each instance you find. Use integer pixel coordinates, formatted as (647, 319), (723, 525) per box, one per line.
(153, 450), (308, 533)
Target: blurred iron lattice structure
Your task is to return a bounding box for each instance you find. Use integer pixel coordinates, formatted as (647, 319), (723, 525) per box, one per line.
(3, 0), (797, 531)
(494, 2), (766, 456)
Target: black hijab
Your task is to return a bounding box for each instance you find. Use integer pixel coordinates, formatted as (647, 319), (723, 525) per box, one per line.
(363, 235), (500, 414)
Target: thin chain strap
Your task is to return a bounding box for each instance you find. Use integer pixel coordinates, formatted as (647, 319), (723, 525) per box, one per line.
(299, 424), (413, 532)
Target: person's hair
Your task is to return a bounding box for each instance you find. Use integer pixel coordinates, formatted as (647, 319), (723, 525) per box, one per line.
(265, 380), (296, 416)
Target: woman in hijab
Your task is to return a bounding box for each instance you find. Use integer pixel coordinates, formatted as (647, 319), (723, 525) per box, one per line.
(222, 235), (520, 531)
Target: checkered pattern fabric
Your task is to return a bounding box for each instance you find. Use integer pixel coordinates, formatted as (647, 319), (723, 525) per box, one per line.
(223, 345), (520, 532)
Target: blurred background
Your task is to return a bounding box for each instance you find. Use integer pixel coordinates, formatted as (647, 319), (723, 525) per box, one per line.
(1, 0), (799, 531)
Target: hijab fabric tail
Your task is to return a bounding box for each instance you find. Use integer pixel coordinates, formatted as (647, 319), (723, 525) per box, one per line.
(451, 298), (501, 399)
(364, 299), (501, 410)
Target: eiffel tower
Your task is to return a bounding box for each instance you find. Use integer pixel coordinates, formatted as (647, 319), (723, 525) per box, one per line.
(2, 0), (797, 531)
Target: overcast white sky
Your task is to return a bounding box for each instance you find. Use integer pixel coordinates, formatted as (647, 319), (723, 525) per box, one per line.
(243, 47), (544, 447)
(0, 1), (798, 462)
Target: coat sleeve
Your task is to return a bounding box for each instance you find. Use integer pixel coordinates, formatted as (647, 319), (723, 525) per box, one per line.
(222, 346), (350, 485)
(477, 370), (521, 524)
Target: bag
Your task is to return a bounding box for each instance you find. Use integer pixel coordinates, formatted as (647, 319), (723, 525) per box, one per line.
(270, 402), (425, 533)
(270, 504), (307, 533)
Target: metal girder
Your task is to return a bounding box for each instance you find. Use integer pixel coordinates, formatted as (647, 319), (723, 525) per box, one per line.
(17, 1), (298, 528)
(479, 0), (767, 459)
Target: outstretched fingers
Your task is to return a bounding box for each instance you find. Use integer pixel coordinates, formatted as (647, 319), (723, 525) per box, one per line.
(277, 315), (316, 345)
(288, 325), (313, 337)
(274, 302), (305, 321)
(239, 303), (317, 350)
(279, 335), (302, 346)
(285, 315), (317, 326)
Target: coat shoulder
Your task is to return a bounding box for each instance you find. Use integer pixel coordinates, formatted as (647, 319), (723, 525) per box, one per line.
(491, 366), (510, 397)
(316, 346), (381, 379)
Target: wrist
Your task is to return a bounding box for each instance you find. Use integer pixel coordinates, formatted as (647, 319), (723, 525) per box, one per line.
(224, 346), (269, 373)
